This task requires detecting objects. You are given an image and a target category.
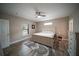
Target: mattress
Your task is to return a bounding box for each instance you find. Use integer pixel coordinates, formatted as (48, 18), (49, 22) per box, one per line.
(33, 31), (55, 38)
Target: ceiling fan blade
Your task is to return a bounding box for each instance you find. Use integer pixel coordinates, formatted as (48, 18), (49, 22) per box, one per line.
(41, 15), (46, 17)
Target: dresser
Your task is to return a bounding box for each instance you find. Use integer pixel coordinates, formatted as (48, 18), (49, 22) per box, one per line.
(68, 18), (76, 56)
(68, 32), (76, 56)
(75, 33), (79, 56)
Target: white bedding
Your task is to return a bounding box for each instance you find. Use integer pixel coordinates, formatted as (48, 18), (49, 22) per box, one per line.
(33, 31), (55, 38)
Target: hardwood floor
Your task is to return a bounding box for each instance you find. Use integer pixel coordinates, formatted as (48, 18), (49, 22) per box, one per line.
(3, 39), (69, 56)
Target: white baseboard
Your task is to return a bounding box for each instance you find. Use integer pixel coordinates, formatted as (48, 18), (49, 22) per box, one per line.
(10, 37), (31, 45)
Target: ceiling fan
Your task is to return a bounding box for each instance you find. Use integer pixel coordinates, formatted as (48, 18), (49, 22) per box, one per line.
(34, 7), (46, 18)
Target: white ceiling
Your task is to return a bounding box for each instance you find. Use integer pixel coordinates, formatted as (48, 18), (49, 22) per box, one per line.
(0, 3), (79, 22)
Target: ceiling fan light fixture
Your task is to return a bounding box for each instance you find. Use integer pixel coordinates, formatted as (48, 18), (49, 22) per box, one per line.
(37, 15), (42, 18)
(34, 8), (46, 18)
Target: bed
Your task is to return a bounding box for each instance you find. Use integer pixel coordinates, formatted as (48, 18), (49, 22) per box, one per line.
(30, 31), (56, 47)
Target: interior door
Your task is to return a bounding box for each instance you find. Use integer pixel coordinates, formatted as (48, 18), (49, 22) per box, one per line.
(0, 19), (10, 48)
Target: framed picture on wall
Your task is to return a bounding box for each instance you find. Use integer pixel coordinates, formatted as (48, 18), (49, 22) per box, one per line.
(32, 25), (35, 29)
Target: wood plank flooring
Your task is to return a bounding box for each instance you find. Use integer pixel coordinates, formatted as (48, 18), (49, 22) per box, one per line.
(3, 39), (69, 56)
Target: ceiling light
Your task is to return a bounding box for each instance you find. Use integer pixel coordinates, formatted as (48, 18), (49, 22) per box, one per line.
(44, 22), (53, 25)
(37, 15), (41, 18)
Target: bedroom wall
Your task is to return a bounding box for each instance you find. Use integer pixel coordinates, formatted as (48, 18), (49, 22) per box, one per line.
(72, 8), (79, 33)
(0, 13), (36, 44)
(36, 17), (69, 39)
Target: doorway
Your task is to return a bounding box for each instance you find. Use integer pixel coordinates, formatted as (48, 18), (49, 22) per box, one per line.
(0, 19), (10, 49)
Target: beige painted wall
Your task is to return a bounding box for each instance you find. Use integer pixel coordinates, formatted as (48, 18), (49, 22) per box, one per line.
(0, 13), (36, 44)
(36, 17), (69, 39)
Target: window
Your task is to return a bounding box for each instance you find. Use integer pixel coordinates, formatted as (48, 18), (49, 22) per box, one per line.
(44, 22), (53, 25)
(22, 24), (29, 36)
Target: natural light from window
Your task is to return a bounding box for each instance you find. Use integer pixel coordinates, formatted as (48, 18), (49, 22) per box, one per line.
(44, 22), (53, 25)
(22, 24), (29, 36)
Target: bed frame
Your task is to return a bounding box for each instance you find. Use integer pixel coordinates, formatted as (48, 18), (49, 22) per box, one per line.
(30, 35), (56, 48)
